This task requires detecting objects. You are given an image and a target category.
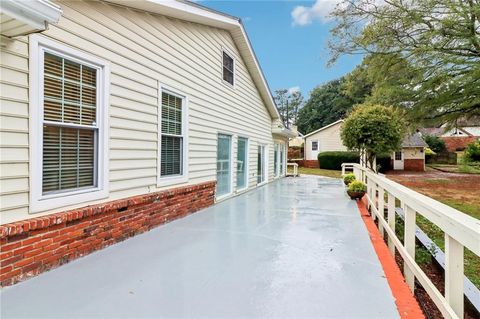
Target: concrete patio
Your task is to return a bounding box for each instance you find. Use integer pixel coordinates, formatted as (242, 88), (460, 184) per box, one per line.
(1, 176), (399, 318)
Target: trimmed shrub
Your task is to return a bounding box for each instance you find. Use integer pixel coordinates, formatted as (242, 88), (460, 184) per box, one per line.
(348, 181), (367, 192)
(317, 151), (359, 170)
(317, 151), (391, 172)
(343, 173), (356, 185)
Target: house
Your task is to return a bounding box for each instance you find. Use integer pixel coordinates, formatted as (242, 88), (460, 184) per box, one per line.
(420, 123), (480, 152)
(0, 0), (293, 285)
(288, 125), (304, 148)
(303, 120), (347, 167)
(392, 133), (428, 171)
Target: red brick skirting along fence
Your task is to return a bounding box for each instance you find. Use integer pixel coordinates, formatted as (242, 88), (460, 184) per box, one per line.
(297, 160), (319, 168)
(0, 181), (216, 287)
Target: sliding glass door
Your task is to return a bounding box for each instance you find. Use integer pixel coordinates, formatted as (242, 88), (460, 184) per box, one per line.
(257, 145), (266, 184)
(274, 144), (279, 177)
(236, 137), (248, 190)
(279, 144), (285, 176)
(274, 143), (285, 177)
(217, 134), (232, 197)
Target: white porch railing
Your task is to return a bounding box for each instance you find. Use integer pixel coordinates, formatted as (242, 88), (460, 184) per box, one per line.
(343, 163), (480, 319)
(341, 163), (355, 176)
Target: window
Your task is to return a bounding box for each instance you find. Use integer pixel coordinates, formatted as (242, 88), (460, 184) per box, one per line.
(274, 143), (285, 177)
(30, 35), (109, 213)
(312, 141), (318, 151)
(236, 137), (248, 190)
(222, 50), (234, 86)
(274, 144), (279, 177)
(158, 87), (188, 186)
(279, 144), (285, 176)
(257, 145), (266, 184)
(217, 134), (232, 197)
(395, 151), (402, 161)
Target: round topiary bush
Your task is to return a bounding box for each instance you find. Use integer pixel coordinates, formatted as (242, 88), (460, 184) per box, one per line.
(343, 173), (356, 185)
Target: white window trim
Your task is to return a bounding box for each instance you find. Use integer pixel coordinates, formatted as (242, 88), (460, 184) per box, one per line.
(215, 132), (234, 201)
(157, 83), (189, 187)
(221, 47), (235, 88)
(236, 136), (249, 192)
(312, 140), (319, 151)
(29, 35), (110, 214)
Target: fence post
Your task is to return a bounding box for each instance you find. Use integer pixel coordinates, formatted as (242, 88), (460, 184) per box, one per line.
(404, 204), (416, 291)
(377, 186), (384, 236)
(445, 234), (464, 318)
(387, 192), (396, 256)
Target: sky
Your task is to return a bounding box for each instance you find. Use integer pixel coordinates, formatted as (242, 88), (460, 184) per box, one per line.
(198, 0), (363, 97)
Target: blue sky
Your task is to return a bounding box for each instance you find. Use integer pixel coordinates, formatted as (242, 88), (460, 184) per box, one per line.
(199, 0), (362, 97)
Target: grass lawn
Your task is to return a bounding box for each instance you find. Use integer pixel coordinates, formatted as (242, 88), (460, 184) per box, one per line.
(387, 170), (480, 289)
(288, 167), (342, 178)
(428, 163), (480, 174)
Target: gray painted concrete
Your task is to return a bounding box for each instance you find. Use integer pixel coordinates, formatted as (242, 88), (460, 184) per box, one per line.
(1, 176), (399, 318)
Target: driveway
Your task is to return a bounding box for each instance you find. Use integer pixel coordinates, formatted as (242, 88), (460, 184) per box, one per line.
(1, 176), (399, 318)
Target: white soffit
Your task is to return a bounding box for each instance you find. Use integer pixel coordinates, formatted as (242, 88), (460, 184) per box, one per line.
(0, 0), (62, 37)
(105, 0), (281, 120)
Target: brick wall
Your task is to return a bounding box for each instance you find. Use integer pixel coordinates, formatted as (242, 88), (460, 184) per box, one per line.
(298, 160), (319, 168)
(0, 181), (216, 287)
(441, 136), (477, 152)
(404, 159), (424, 171)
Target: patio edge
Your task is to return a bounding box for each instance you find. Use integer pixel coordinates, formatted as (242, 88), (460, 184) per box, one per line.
(356, 200), (425, 319)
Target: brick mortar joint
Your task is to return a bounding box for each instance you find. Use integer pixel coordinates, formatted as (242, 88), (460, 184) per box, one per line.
(0, 181), (216, 239)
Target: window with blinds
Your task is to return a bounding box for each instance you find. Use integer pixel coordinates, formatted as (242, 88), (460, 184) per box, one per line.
(160, 92), (183, 176)
(42, 52), (98, 194)
(222, 51), (234, 85)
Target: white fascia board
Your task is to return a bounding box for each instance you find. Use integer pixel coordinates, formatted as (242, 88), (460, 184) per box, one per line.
(1, 0), (62, 31)
(304, 120), (345, 138)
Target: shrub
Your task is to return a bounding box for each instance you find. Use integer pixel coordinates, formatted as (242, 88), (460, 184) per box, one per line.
(343, 173), (356, 184)
(424, 135), (446, 153)
(463, 140), (480, 163)
(317, 151), (359, 170)
(348, 181), (367, 192)
(425, 147), (436, 156)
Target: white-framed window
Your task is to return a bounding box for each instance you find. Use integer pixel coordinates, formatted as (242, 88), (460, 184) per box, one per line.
(157, 84), (189, 187)
(236, 136), (249, 191)
(216, 133), (233, 198)
(222, 49), (235, 86)
(394, 151), (402, 161)
(29, 35), (109, 213)
(312, 140), (318, 151)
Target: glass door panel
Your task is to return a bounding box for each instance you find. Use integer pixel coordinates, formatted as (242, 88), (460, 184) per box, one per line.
(236, 137), (248, 190)
(217, 134), (231, 197)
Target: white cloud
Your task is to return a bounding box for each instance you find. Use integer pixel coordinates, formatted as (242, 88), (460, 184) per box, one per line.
(291, 0), (342, 26)
(287, 86), (300, 95)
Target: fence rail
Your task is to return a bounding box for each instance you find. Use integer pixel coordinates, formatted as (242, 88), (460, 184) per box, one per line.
(342, 163), (480, 319)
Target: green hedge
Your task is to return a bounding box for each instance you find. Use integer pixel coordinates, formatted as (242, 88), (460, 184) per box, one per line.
(317, 151), (391, 172)
(317, 151), (359, 170)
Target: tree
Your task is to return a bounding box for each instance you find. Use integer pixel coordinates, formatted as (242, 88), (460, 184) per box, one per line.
(297, 78), (358, 134)
(424, 135), (447, 154)
(274, 89), (304, 128)
(341, 104), (406, 171)
(329, 0), (480, 124)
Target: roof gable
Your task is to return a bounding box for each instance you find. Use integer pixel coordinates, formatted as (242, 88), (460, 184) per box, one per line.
(104, 0), (280, 120)
(304, 120), (344, 138)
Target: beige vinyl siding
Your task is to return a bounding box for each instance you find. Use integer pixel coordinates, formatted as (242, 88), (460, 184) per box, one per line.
(0, 0), (278, 223)
(305, 122), (347, 160)
(0, 35), (30, 218)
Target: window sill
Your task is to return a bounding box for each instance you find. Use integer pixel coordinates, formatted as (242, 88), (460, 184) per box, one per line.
(157, 175), (188, 188)
(30, 187), (109, 214)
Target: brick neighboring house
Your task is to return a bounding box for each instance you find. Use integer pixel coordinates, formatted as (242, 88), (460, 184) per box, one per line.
(421, 126), (480, 152)
(391, 133), (428, 171)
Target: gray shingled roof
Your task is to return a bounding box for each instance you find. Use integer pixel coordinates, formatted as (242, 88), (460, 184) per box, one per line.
(402, 133), (428, 148)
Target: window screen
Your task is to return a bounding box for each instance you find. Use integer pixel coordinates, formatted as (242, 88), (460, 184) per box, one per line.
(312, 141), (318, 151)
(42, 53), (97, 194)
(161, 92), (183, 176)
(395, 151), (402, 160)
(222, 51), (234, 85)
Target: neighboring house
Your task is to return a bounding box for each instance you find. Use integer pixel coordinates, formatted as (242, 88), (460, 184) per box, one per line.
(420, 125), (480, 152)
(303, 120), (347, 166)
(0, 0), (293, 285)
(288, 125), (304, 148)
(392, 133), (428, 171)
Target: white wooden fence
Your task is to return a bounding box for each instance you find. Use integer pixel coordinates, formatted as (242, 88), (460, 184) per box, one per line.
(342, 163), (480, 319)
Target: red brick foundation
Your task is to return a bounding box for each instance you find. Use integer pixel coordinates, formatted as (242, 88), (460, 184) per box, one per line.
(298, 160), (319, 168)
(0, 181), (216, 287)
(404, 159), (424, 171)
